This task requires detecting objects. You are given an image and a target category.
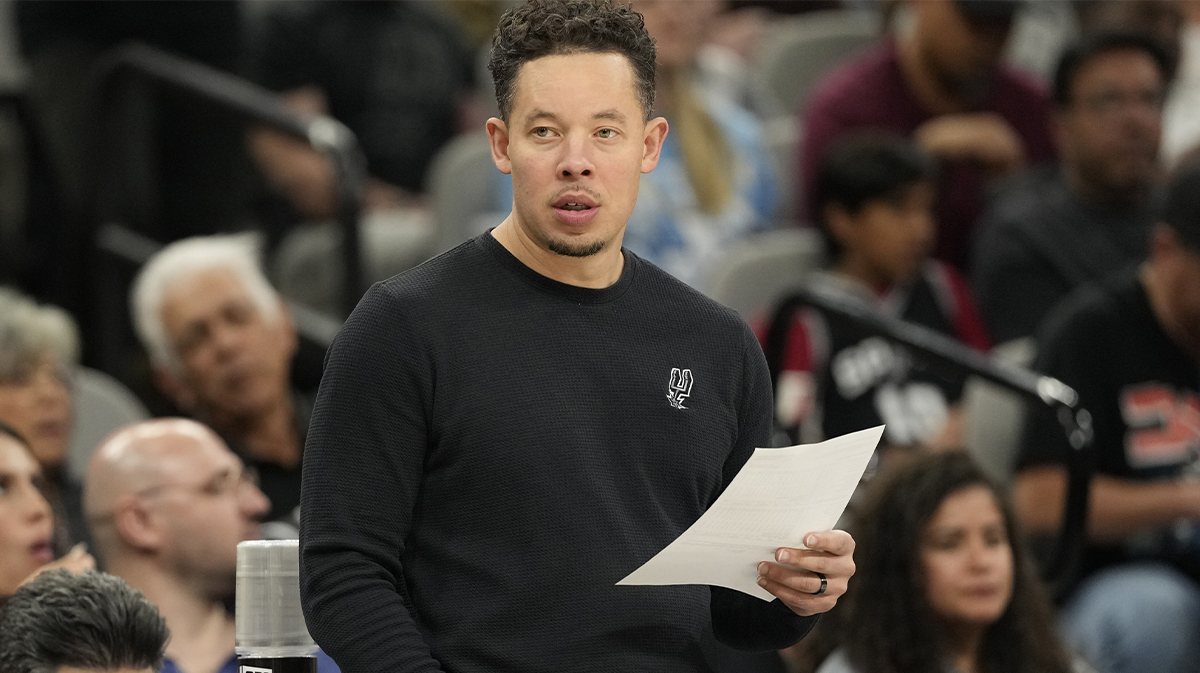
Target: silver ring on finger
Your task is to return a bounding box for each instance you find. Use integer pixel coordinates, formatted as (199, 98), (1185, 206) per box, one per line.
(812, 572), (827, 596)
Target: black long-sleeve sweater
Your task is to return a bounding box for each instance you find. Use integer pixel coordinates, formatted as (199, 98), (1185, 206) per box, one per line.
(299, 233), (815, 673)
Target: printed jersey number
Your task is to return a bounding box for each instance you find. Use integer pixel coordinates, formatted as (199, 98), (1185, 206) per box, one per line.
(875, 382), (948, 446)
(1120, 384), (1200, 468)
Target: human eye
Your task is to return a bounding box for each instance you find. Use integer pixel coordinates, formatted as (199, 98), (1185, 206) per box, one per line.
(0, 475), (10, 497)
(532, 127), (555, 139)
(596, 128), (618, 139)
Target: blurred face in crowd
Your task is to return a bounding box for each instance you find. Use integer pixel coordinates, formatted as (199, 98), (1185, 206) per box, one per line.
(1150, 226), (1200, 354)
(635, 0), (719, 71)
(128, 426), (268, 597)
(920, 485), (1014, 628)
(827, 181), (936, 287)
(0, 434), (54, 595)
(157, 269), (296, 423)
(488, 52), (667, 259)
(1058, 48), (1164, 201)
(909, 0), (1013, 103)
(0, 356), (72, 471)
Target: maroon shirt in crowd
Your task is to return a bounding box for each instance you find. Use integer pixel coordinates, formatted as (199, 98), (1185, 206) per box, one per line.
(799, 40), (1057, 271)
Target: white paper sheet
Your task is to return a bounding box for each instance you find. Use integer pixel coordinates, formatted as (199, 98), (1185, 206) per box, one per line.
(617, 425), (884, 600)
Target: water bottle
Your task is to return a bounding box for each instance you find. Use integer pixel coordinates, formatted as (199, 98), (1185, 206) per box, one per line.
(235, 539), (318, 673)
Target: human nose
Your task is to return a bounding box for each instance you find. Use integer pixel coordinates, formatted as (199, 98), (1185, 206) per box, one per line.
(557, 133), (594, 178)
(240, 480), (271, 519)
(20, 483), (53, 523)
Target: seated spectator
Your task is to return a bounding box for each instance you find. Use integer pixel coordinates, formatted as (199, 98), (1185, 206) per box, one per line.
(787, 451), (1075, 673)
(0, 421), (93, 598)
(973, 32), (1171, 345)
(130, 234), (306, 534)
(1013, 160), (1200, 673)
(763, 135), (989, 452)
(247, 0), (476, 221)
(0, 569), (168, 672)
(801, 0), (1056, 271)
(83, 418), (339, 673)
(0, 287), (88, 550)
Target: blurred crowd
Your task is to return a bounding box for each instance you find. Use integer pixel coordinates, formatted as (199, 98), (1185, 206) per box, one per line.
(1, 1), (1200, 673)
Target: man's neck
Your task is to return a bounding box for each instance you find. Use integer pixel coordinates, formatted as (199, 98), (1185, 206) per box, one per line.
(1142, 264), (1200, 360)
(205, 394), (300, 469)
(112, 560), (234, 673)
(1062, 163), (1152, 210)
(491, 217), (624, 289)
(896, 34), (968, 115)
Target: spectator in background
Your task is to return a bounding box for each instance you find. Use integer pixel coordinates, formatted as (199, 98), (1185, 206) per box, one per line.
(801, 0), (1056, 272)
(787, 452), (1075, 673)
(763, 135), (988, 453)
(618, 0), (778, 289)
(972, 32), (1171, 345)
(83, 418), (339, 673)
(0, 287), (88, 551)
(1076, 0), (1183, 64)
(1013, 161), (1200, 673)
(130, 235), (305, 535)
(0, 570), (168, 673)
(0, 421), (93, 599)
(247, 0), (476, 221)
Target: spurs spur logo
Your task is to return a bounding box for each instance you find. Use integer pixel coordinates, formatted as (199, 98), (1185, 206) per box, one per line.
(667, 368), (693, 410)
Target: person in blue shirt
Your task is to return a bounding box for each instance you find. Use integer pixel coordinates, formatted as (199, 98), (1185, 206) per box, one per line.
(83, 419), (340, 673)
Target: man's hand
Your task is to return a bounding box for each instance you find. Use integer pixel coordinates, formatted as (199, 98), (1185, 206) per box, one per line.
(913, 113), (1026, 175)
(757, 531), (854, 616)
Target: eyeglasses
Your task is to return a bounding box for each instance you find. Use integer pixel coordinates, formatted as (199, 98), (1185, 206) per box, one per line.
(136, 464), (260, 501)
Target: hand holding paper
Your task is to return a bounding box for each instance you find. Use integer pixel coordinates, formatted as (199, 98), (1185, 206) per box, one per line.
(617, 426), (884, 602)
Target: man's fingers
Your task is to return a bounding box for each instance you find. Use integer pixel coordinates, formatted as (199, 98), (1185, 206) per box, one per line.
(756, 576), (838, 617)
(799, 530), (855, 556)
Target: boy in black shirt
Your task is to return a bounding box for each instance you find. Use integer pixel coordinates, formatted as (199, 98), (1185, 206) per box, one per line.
(764, 135), (990, 450)
(1014, 161), (1200, 673)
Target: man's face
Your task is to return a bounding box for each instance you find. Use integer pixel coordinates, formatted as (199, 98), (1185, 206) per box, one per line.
(912, 0), (1012, 102)
(158, 269), (296, 421)
(488, 52), (666, 258)
(143, 430), (269, 597)
(829, 182), (936, 287)
(1058, 49), (1164, 199)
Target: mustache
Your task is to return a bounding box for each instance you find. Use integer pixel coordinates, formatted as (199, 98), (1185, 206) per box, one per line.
(547, 186), (602, 205)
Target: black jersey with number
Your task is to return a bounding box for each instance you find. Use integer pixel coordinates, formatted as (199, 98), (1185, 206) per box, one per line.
(1018, 271), (1200, 579)
(763, 263), (990, 447)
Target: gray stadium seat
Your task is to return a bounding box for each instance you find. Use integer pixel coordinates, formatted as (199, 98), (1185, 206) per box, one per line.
(705, 228), (828, 321)
(752, 9), (881, 119)
(964, 337), (1037, 484)
(426, 130), (506, 255)
(67, 366), (149, 482)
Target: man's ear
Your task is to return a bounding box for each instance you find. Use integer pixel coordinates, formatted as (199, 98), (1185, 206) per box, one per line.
(641, 117), (669, 173)
(487, 117), (513, 175)
(112, 496), (164, 553)
(152, 366), (196, 413)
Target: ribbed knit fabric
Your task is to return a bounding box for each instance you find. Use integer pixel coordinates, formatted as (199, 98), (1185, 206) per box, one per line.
(300, 233), (815, 673)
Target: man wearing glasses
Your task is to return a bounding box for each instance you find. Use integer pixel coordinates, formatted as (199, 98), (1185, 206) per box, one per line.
(82, 418), (340, 673)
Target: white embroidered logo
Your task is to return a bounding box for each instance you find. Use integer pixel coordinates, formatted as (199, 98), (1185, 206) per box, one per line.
(667, 368), (693, 409)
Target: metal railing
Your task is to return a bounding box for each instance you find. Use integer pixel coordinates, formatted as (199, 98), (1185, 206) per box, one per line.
(763, 283), (1095, 598)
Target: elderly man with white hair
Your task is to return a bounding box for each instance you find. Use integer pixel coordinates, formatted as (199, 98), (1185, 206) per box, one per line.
(130, 234), (305, 534)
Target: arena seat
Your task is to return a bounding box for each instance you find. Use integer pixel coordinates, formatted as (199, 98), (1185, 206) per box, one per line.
(67, 366), (150, 482)
(964, 337), (1037, 484)
(751, 9), (881, 119)
(426, 130), (506, 255)
(704, 227), (827, 321)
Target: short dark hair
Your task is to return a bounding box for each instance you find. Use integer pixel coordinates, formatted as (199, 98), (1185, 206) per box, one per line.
(812, 133), (937, 257)
(1053, 30), (1175, 108)
(1161, 157), (1200, 253)
(489, 0), (657, 121)
(0, 570), (169, 673)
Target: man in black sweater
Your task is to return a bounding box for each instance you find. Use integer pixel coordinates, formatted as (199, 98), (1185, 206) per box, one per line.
(299, 2), (855, 671)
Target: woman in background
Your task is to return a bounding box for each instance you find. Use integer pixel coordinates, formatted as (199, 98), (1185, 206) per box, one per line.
(0, 287), (87, 551)
(0, 421), (92, 597)
(793, 451), (1078, 673)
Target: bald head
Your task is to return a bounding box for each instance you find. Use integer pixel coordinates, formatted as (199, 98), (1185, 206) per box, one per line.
(84, 418), (226, 521)
(83, 419), (269, 592)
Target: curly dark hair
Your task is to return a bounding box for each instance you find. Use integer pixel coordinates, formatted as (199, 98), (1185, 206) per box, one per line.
(792, 452), (1073, 673)
(489, 0), (657, 121)
(0, 570), (169, 673)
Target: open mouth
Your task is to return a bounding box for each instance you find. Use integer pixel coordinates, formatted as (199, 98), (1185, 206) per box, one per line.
(30, 539), (53, 564)
(552, 194), (600, 225)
